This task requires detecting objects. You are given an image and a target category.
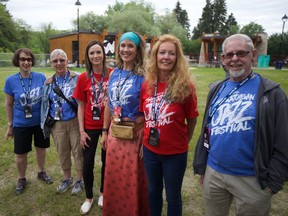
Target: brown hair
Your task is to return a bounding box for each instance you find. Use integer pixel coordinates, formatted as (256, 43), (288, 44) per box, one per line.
(12, 48), (35, 67)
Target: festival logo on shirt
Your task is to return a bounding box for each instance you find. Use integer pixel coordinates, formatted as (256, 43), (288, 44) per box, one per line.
(89, 83), (108, 107)
(51, 83), (74, 105)
(210, 92), (256, 135)
(19, 86), (42, 106)
(144, 93), (175, 128)
(110, 79), (134, 106)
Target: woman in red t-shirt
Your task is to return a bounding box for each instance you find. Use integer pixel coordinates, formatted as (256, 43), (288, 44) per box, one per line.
(140, 34), (199, 216)
(73, 41), (112, 214)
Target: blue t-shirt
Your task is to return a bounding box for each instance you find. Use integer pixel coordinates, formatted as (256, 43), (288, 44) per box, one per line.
(207, 74), (260, 176)
(49, 72), (77, 121)
(108, 68), (144, 120)
(3, 72), (46, 127)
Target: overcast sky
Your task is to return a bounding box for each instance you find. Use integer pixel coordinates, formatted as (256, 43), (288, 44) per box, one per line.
(5, 0), (288, 36)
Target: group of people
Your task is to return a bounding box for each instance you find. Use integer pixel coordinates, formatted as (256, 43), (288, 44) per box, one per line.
(4, 32), (288, 216)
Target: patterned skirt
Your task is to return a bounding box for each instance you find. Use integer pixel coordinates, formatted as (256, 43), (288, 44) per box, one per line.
(102, 127), (149, 216)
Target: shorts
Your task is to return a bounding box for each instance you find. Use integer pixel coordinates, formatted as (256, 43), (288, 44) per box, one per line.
(13, 125), (50, 154)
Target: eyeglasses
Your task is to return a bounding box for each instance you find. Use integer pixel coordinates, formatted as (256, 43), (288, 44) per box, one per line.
(52, 59), (66, 64)
(222, 51), (250, 59)
(19, 57), (32, 62)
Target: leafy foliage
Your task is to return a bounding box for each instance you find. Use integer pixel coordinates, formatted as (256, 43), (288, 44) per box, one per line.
(192, 0), (237, 39)
(240, 22), (265, 36)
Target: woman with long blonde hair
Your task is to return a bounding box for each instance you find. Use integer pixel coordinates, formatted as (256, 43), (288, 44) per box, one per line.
(140, 34), (199, 216)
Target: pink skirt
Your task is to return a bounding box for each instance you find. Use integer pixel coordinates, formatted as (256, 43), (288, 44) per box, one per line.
(102, 128), (149, 216)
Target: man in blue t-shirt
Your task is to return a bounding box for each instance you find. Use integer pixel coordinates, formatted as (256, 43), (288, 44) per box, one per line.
(193, 34), (288, 215)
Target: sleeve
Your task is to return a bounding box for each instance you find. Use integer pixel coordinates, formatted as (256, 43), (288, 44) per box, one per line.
(73, 74), (86, 102)
(184, 85), (199, 119)
(3, 76), (13, 96)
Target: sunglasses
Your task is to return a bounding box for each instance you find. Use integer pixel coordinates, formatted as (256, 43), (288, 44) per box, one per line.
(19, 57), (32, 62)
(222, 51), (250, 59)
(52, 59), (66, 64)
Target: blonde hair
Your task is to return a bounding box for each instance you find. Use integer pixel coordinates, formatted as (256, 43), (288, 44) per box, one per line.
(146, 34), (194, 103)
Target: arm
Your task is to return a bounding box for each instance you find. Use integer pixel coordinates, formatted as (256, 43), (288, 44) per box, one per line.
(5, 93), (14, 140)
(77, 100), (90, 149)
(187, 117), (197, 143)
(100, 99), (111, 150)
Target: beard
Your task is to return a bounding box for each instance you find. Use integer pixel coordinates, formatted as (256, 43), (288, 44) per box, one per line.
(228, 68), (246, 79)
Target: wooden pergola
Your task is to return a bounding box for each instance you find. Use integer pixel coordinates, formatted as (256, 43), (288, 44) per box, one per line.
(200, 32), (262, 65)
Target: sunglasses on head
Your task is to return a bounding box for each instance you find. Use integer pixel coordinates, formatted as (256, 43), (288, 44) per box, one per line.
(52, 59), (66, 64)
(19, 57), (32, 62)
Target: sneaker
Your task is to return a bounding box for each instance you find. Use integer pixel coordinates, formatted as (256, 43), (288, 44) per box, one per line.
(16, 178), (26, 195)
(56, 177), (74, 193)
(37, 171), (53, 184)
(80, 199), (93, 214)
(71, 180), (84, 195)
(98, 194), (103, 207)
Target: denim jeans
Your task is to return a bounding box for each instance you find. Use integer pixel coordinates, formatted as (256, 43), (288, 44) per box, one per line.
(143, 146), (187, 216)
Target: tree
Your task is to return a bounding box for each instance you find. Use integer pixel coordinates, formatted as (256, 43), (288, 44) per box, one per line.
(212, 0), (227, 34)
(225, 13), (238, 34)
(173, 1), (190, 37)
(240, 22), (265, 36)
(192, 0), (213, 39)
(192, 0), (237, 39)
(0, 3), (18, 51)
(76, 12), (108, 32)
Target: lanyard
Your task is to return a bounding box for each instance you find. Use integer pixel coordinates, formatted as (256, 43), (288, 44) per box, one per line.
(152, 81), (167, 125)
(115, 69), (132, 105)
(19, 72), (32, 102)
(91, 70), (104, 104)
(208, 73), (253, 123)
(54, 71), (69, 106)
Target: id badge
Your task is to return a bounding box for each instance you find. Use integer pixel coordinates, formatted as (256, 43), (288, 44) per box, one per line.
(54, 106), (62, 120)
(113, 106), (122, 123)
(24, 105), (32, 118)
(148, 127), (160, 146)
(92, 106), (101, 120)
(203, 125), (210, 149)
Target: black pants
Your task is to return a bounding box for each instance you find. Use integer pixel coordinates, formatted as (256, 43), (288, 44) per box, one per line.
(82, 129), (106, 199)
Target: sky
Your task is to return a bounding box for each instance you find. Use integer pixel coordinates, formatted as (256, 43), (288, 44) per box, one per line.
(4, 0), (288, 36)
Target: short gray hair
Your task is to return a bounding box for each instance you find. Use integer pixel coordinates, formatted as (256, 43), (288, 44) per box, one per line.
(222, 34), (254, 52)
(50, 49), (67, 60)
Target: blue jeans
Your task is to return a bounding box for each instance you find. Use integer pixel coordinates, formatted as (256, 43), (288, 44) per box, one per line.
(143, 146), (187, 216)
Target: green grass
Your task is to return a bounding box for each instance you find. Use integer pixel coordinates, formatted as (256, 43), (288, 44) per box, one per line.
(0, 67), (287, 216)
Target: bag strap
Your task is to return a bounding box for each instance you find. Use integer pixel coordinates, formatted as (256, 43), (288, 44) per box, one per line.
(52, 74), (78, 114)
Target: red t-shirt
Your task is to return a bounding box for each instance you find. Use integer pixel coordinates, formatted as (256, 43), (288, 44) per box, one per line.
(73, 69), (112, 129)
(140, 81), (199, 155)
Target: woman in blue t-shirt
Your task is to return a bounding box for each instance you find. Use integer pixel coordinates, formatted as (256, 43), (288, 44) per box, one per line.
(3, 48), (53, 195)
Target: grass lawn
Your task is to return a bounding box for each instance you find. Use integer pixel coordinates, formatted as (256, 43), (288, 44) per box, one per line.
(0, 66), (287, 215)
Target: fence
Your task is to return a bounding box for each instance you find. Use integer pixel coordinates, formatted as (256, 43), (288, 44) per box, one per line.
(0, 53), (50, 67)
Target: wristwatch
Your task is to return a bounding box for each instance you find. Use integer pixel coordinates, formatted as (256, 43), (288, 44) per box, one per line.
(8, 122), (13, 127)
(102, 128), (108, 133)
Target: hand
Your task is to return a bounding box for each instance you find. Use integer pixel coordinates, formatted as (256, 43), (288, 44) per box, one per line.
(5, 126), (13, 140)
(80, 131), (91, 150)
(199, 175), (205, 188)
(100, 133), (108, 150)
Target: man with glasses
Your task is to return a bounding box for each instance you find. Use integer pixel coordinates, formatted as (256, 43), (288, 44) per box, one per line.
(193, 34), (288, 215)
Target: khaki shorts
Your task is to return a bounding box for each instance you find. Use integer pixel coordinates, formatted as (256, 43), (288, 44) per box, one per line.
(51, 117), (83, 170)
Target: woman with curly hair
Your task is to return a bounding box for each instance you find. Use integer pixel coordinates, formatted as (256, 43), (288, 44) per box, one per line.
(100, 32), (149, 216)
(140, 34), (199, 216)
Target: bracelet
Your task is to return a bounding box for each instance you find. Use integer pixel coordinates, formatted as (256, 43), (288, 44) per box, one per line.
(102, 128), (108, 132)
(8, 122), (13, 127)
